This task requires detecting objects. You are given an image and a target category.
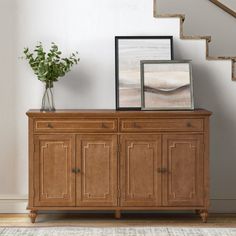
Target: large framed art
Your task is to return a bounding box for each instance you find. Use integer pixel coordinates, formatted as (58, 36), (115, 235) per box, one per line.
(141, 60), (194, 110)
(115, 36), (173, 110)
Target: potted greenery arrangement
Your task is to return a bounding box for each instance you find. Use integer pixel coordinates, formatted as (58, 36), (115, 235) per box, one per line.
(23, 42), (80, 111)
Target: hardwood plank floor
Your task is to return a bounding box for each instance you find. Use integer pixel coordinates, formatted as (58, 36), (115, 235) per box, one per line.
(0, 213), (236, 227)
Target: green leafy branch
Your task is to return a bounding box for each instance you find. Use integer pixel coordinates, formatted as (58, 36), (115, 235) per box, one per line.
(23, 42), (80, 88)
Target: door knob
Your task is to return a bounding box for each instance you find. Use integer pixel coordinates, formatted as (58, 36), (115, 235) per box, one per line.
(72, 168), (81, 174)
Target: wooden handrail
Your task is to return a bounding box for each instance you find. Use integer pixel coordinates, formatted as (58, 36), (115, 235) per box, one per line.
(209, 0), (236, 18)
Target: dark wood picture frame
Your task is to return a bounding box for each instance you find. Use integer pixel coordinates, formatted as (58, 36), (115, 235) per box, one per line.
(115, 36), (174, 110)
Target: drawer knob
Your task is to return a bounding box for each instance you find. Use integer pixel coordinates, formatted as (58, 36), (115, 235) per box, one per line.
(47, 123), (53, 128)
(187, 122), (192, 127)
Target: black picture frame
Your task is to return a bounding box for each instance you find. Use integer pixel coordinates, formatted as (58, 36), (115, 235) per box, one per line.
(115, 36), (174, 110)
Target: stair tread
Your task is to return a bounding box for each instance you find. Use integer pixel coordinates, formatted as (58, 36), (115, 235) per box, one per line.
(154, 2), (236, 81)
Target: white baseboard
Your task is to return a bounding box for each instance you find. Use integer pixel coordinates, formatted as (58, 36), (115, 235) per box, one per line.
(0, 196), (236, 213)
(0, 195), (28, 213)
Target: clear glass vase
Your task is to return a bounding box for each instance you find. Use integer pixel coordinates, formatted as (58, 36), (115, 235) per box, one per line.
(40, 81), (55, 112)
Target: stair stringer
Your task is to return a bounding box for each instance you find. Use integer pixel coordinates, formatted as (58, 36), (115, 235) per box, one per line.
(153, 0), (236, 81)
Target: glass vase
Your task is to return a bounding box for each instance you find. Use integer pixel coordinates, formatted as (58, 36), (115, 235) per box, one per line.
(41, 81), (55, 112)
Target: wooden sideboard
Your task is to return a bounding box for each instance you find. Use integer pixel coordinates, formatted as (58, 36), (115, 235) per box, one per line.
(26, 109), (212, 223)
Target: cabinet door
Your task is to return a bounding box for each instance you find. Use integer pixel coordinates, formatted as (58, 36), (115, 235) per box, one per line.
(34, 135), (75, 207)
(120, 135), (162, 207)
(76, 135), (117, 206)
(162, 134), (204, 206)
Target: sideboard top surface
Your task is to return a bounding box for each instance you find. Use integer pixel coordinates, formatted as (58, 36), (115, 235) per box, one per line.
(26, 109), (212, 118)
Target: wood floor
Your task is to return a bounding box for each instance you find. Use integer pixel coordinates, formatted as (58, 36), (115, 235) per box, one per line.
(0, 213), (236, 227)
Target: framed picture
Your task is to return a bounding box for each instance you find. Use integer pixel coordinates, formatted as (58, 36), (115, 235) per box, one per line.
(115, 36), (173, 110)
(141, 60), (194, 110)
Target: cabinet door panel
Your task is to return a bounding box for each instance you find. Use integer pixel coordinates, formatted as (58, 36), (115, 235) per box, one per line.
(76, 135), (117, 206)
(163, 134), (204, 206)
(120, 135), (162, 207)
(34, 135), (75, 207)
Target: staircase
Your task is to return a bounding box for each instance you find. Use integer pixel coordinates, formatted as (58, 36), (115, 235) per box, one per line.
(154, 0), (236, 80)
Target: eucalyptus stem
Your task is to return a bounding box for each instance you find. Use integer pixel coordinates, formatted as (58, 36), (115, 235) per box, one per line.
(49, 87), (55, 110)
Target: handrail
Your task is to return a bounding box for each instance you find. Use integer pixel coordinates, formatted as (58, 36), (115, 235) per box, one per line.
(209, 0), (236, 18)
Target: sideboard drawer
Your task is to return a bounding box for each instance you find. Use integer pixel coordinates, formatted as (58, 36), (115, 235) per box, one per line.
(120, 119), (204, 132)
(34, 119), (117, 133)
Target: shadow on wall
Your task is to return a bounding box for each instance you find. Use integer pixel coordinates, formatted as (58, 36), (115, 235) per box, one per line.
(193, 64), (236, 199)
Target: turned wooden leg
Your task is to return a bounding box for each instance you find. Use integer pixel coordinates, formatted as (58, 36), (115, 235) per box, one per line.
(29, 210), (37, 223)
(199, 210), (208, 223)
(115, 210), (121, 219)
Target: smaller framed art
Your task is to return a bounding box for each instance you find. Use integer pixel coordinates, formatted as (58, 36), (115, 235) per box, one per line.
(115, 36), (173, 110)
(141, 60), (194, 110)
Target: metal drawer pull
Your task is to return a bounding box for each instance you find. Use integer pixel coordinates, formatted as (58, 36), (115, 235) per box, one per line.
(187, 122), (192, 127)
(47, 123), (53, 128)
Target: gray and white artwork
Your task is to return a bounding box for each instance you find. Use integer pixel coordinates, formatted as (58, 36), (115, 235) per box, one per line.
(117, 38), (172, 108)
(141, 61), (194, 110)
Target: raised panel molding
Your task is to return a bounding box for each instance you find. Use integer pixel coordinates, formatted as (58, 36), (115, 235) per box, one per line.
(76, 135), (117, 207)
(168, 141), (197, 201)
(127, 142), (155, 200)
(34, 135), (75, 207)
(163, 135), (204, 207)
(83, 142), (111, 199)
(40, 141), (70, 200)
(120, 135), (162, 207)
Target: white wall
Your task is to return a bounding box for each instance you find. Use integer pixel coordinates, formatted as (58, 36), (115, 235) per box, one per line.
(0, 0), (17, 195)
(157, 0), (236, 57)
(0, 0), (236, 212)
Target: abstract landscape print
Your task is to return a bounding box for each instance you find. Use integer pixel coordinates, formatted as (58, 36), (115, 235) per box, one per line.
(115, 37), (173, 109)
(141, 61), (194, 110)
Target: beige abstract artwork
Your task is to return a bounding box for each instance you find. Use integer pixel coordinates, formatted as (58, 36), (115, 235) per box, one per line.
(141, 62), (194, 110)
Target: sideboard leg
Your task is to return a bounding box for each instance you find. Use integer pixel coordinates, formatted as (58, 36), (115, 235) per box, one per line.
(200, 210), (208, 223)
(29, 210), (37, 223)
(115, 210), (121, 219)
